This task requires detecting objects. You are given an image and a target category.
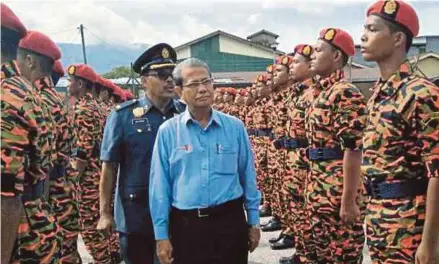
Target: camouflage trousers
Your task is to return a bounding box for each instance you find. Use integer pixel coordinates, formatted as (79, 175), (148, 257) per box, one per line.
(366, 195), (426, 264)
(267, 143), (285, 221)
(253, 136), (271, 206)
(78, 163), (112, 264)
(49, 172), (81, 264)
(307, 161), (365, 264)
(10, 197), (62, 264)
(284, 163), (316, 262)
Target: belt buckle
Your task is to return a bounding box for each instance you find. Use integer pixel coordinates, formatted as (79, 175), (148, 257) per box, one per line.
(198, 208), (209, 218)
(368, 182), (381, 198)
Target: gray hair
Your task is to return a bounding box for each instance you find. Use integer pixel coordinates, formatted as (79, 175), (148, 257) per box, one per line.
(172, 58), (211, 86)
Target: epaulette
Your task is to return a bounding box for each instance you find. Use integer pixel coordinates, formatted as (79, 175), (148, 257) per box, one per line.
(115, 99), (138, 111)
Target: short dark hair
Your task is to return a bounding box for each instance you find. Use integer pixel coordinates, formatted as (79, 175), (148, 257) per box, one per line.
(331, 45), (349, 67)
(18, 48), (54, 75)
(382, 18), (413, 53)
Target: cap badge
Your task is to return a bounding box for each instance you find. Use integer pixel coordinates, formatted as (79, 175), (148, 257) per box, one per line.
(281, 56), (289, 65)
(303, 46), (311, 56)
(267, 65), (273, 73)
(324, 29), (336, 41)
(68, 65), (76, 75)
(132, 107), (145, 117)
(384, 0), (397, 15)
(162, 48), (170, 59)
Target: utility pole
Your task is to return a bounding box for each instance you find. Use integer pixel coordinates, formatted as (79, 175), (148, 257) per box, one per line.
(130, 62), (135, 94)
(79, 24), (87, 64)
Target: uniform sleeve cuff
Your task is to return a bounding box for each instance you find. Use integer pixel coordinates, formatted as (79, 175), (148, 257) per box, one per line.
(100, 150), (119, 162)
(154, 225), (169, 240)
(247, 209), (259, 226)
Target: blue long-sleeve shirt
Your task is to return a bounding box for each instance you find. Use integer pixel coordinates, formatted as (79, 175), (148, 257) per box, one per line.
(149, 109), (261, 240)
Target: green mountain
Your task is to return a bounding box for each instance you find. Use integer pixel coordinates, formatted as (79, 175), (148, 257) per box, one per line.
(57, 43), (149, 74)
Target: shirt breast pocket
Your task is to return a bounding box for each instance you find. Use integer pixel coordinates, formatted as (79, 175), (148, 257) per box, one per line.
(213, 144), (238, 175)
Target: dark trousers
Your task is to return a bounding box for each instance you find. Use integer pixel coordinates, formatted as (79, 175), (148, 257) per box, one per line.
(119, 232), (158, 264)
(170, 204), (249, 264)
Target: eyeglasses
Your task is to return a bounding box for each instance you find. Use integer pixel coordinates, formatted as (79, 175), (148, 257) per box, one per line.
(182, 78), (213, 89)
(146, 69), (173, 81)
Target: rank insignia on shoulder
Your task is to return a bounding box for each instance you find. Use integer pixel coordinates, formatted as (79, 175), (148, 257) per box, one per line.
(133, 107), (144, 117)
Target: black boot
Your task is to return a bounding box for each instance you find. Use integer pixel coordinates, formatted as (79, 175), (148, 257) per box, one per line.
(261, 218), (281, 232)
(269, 233), (284, 244)
(279, 254), (302, 264)
(259, 205), (272, 217)
(270, 235), (295, 250)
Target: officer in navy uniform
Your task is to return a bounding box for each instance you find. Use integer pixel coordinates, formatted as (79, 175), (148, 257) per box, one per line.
(97, 43), (185, 264)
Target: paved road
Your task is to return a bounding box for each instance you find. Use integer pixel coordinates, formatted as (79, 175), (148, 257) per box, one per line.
(78, 216), (372, 264)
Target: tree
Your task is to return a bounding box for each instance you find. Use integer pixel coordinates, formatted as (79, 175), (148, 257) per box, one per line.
(102, 66), (138, 79)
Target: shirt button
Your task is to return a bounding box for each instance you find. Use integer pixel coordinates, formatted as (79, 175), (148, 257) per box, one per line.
(162, 116), (166, 120)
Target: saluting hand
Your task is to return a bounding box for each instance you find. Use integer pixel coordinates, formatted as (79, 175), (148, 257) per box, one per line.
(157, 240), (174, 264)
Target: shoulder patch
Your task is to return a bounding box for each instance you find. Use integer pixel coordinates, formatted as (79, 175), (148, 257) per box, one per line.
(115, 99), (138, 112)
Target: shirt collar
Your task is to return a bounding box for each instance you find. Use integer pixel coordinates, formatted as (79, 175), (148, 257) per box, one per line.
(318, 69), (344, 90)
(33, 76), (54, 92)
(181, 108), (222, 128)
(372, 61), (413, 97)
(139, 95), (178, 114)
(1, 60), (21, 79)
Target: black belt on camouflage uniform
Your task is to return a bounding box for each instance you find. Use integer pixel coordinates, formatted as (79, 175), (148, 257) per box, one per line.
(365, 178), (429, 199)
(247, 128), (257, 136)
(22, 180), (45, 202)
(307, 147), (343, 161)
(254, 128), (274, 139)
(49, 164), (66, 180)
(274, 137), (308, 150)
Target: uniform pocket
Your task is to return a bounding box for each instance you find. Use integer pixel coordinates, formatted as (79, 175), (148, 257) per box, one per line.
(213, 144), (238, 175)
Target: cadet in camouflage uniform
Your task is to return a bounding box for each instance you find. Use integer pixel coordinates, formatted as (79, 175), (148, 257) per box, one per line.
(307, 28), (367, 263)
(234, 88), (247, 122)
(18, 31), (82, 264)
(280, 44), (318, 264)
(1, 5), (61, 263)
(265, 56), (295, 252)
(361, 1), (439, 263)
(68, 64), (113, 264)
(253, 73), (274, 219)
(214, 87), (226, 112)
(223, 87), (237, 114)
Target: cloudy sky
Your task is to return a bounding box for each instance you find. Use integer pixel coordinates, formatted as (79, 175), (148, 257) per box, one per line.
(5, 0), (439, 52)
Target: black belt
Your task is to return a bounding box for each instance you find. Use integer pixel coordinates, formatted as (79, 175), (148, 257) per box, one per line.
(307, 147), (343, 161)
(274, 137), (308, 150)
(171, 197), (243, 219)
(365, 178), (429, 199)
(22, 180), (45, 202)
(247, 128), (257, 136)
(49, 164), (66, 180)
(254, 129), (274, 139)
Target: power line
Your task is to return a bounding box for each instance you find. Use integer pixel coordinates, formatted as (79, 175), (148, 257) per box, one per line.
(83, 26), (134, 58)
(50, 27), (78, 35)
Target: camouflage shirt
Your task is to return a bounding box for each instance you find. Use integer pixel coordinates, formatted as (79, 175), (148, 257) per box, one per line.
(1, 61), (54, 196)
(362, 62), (439, 182)
(267, 88), (290, 139)
(253, 97), (271, 130)
(306, 70), (367, 152)
(73, 93), (101, 161)
(34, 76), (73, 169)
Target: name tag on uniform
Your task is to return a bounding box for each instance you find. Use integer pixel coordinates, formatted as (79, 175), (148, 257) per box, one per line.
(177, 144), (193, 152)
(132, 118), (148, 125)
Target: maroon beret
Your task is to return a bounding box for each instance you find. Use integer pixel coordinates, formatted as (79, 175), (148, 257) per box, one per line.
(52, 60), (65, 76)
(294, 44), (314, 60)
(19, 31), (61, 61)
(67, 64), (97, 83)
(367, 0), (419, 37)
(1, 3), (27, 38)
(319, 28), (355, 57)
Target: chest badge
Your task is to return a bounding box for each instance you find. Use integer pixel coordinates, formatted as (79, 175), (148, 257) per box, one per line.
(133, 107), (144, 118)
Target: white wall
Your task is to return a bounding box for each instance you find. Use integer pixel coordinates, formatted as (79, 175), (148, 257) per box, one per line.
(219, 35), (275, 59)
(176, 46), (191, 59)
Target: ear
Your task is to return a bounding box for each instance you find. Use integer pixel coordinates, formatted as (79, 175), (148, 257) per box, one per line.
(174, 86), (183, 97)
(26, 54), (35, 69)
(393, 31), (405, 49)
(333, 49), (344, 66)
(140, 75), (148, 88)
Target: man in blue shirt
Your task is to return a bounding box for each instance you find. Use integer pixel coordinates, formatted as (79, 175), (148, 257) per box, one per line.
(150, 58), (261, 264)
(97, 43), (185, 264)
